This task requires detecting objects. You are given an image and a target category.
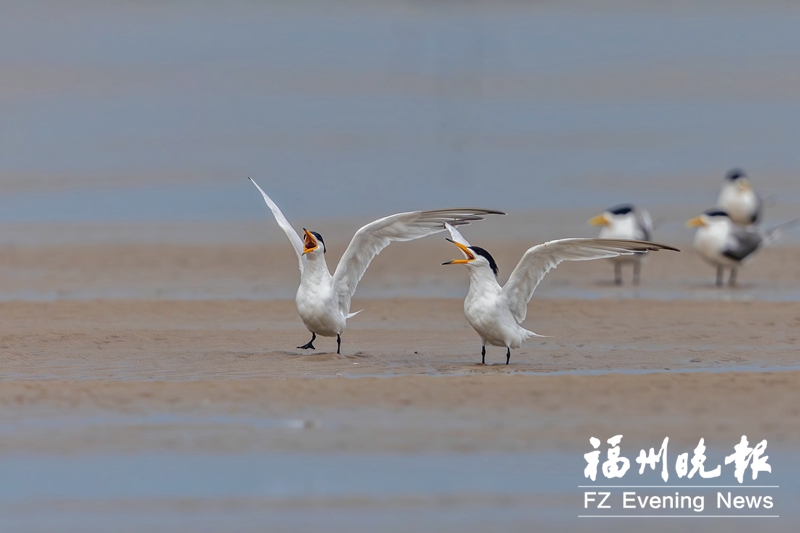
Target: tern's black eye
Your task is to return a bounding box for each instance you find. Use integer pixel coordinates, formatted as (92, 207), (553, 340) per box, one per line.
(310, 231), (326, 253)
(469, 246), (498, 277)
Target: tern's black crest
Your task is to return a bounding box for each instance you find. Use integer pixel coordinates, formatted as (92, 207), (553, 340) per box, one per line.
(470, 246), (498, 277)
(703, 209), (730, 218)
(608, 204), (634, 216)
(311, 231), (326, 253)
(725, 169), (746, 181)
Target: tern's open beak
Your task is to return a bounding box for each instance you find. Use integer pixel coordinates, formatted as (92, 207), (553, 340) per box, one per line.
(685, 216), (707, 228)
(442, 239), (476, 265)
(302, 229), (319, 254)
(588, 214), (610, 226)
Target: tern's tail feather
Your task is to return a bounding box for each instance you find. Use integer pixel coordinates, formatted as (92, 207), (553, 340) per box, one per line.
(346, 310), (363, 319)
(524, 329), (549, 339)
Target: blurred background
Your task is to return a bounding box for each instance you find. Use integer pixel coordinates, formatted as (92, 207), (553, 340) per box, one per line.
(1, 0), (799, 302)
(1, 0), (799, 228)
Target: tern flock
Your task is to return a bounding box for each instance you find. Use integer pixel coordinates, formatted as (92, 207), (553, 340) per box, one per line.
(250, 169), (794, 363)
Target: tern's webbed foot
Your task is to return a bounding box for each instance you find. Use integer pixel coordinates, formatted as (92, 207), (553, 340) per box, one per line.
(298, 332), (317, 350)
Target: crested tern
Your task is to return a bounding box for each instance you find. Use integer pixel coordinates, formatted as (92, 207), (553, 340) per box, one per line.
(686, 208), (795, 287)
(441, 223), (679, 365)
(717, 169), (762, 226)
(588, 204), (653, 285)
(249, 178), (504, 354)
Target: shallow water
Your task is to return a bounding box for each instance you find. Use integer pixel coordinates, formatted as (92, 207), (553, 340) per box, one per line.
(0, 450), (796, 532)
(1, 1), (800, 225)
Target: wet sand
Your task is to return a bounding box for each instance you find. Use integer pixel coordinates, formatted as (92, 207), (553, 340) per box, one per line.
(3, 370), (800, 455)
(1, 296), (799, 453)
(3, 297), (800, 379)
(0, 238), (799, 300)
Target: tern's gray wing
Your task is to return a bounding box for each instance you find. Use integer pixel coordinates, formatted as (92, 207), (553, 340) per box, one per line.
(249, 178), (305, 274)
(722, 227), (762, 262)
(501, 238), (678, 323)
(332, 208), (504, 315)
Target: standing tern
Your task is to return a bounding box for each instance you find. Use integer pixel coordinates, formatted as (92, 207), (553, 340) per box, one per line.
(717, 169), (762, 226)
(588, 204), (654, 285)
(441, 223), (678, 365)
(249, 178), (504, 354)
(686, 209), (796, 287)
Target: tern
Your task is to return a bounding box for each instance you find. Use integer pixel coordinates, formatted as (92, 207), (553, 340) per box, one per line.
(686, 209), (796, 287)
(441, 223), (679, 365)
(717, 169), (762, 226)
(249, 178), (504, 354)
(588, 204), (654, 285)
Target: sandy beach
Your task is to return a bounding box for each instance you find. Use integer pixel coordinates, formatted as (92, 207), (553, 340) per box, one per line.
(2, 292), (799, 450)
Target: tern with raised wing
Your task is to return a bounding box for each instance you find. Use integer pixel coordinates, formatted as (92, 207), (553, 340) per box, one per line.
(442, 223), (678, 365)
(249, 178), (504, 354)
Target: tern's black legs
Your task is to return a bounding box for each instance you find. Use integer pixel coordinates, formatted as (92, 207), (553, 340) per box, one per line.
(298, 332), (316, 350)
(337, 334), (341, 355)
(716, 266), (724, 287)
(633, 261), (641, 286)
(480, 346), (511, 365)
(614, 263), (623, 286)
(729, 267), (738, 287)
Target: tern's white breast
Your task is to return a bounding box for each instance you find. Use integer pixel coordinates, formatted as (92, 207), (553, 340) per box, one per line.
(693, 224), (738, 267)
(464, 286), (529, 349)
(296, 280), (345, 337)
(718, 186), (758, 226)
(295, 269), (345, 337)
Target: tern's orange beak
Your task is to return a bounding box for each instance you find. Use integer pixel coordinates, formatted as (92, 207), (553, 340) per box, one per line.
(442, 239), (476, 265)
(685, 216), (707, 228)
(588, 213), (610, 226)
(302, 229), (319, 254)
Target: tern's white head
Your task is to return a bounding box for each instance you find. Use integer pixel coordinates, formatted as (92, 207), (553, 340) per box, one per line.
(723, 168), (752, 194)
(301, 229), (326, 256)
(442, 239), (499, 277)
(588, 204), (638, 235)
(686, 209), (732, 230)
